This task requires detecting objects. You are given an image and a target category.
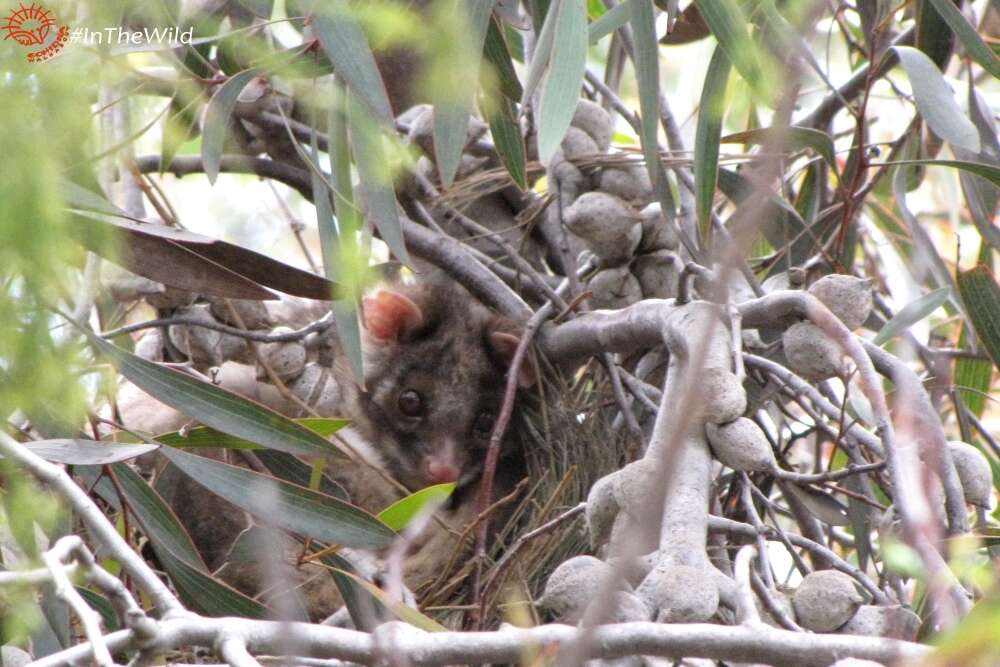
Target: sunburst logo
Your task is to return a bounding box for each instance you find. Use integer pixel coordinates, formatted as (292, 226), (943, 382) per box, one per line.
(3, 3), (68, 62)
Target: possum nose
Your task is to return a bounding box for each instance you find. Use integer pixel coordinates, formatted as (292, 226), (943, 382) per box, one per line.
(423, 458), (459, 484)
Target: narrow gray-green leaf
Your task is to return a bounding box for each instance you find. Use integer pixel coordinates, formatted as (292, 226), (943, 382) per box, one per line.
(957, 264), (1000, 372)
(161, 447), (396, 549)
(537, 0), (588, 162)
(630, 0), (665, 195)
(955, 324), (992, 418)
(721, 126), (836, 170)
(155, 542), (270, 618)
(925, 0), (1000, 79)
(433, 0), (495, 187)
(782, 482), (850, 527)
(873, 287), (951, 345)
(202, 69), (261, 184)
(882, 158), (1000, 187)
(154, 418), (348, 450)
(347, 94), (411, 265)
(589, 0), (635, 43)
(890, 46), (980, 153)
(483, 16), (524, 100)
(694, 44), (731, 241)
(88, 335), (339, 457)
(487, 96), (528, 190)
(21, 440), (158, 465)
(520, 0), (559, 106)
(309, 2), (393, 124)
(693, 0), (772, 102)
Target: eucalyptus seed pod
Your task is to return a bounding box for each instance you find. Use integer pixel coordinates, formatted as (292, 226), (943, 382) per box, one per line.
(207, 297), (272, 330)
(541, 555), (616, 621)
(548, 149), (591, 204)
(560, 126), (600, 161)
(101, 264), (165, 303)
(807, 274), (873, 331)
(792, 570), (865, 632)
(705, 417), (776, 472)
(638, 563), (719, 623)
(586, 472), (621, 549)
(570, 99), (613, 153)
(782, 321), (843, 381)
(637, 203), (678, 253)
(839, 605), (920, 640)
(606, 591), (653, 623)
(289, 363), (340, 415)
(589, 266), (643, 310)
(700, 368), (747, 424)
(134, 329), (165, 362)
(256, 328), (307, 382)
(948, 441), (993, 508)
(168, 305), (247, 368)
(611, 459), (659, 520)
(146, 285), (198, 310)
(564, 192), (642, 263)
(633, 250), (680, 299)
(597, 163), (653, 208)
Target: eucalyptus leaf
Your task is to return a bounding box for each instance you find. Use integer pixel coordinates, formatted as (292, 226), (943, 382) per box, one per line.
(161, 447), (396, 549)
(694, 45), (730, 241)
(925, 0), (1000, 79)
(377, 483), (454, 531)
(202, 69), (262, 184)
(537, 0), (588, 162)
(873, 287), (950, 345)
(957, 264), (1000, 372)
(20, 440), (158, 465)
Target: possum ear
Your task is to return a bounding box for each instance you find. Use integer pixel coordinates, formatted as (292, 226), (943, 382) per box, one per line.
(362, 290), (424, 342)
(490, 332), (537, 387)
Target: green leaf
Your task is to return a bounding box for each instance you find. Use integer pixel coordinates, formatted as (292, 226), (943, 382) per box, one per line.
(330, 567), (448, 632)
(915, 0), (955, 68)
(694, 44), (730, 242)
(721, 126), (836, 170)
(76, 588), (119, 631)
(955, 323), (993, 418)
(328, 82), (366, 385)
(309, 2), (394, 124)
(873, 287), (951, 346)
(693, 0), (772, 102)
(154, 418), (348, 450)
(782, 482), (850, 526)
(202, 69), (262, 185)
(156, 542), (270, 618)
(88, 335), (339, 458)
(957, 264), (1000, 373)
(321, 552), (386, 631)
(630, 0), (670, 208)
(377, 483), (455, 531)
(889, 46), (980, 153)
(589, 0), (635, 43)
(925, 0), (1000, 79)
(537, 0), (588, 162)
(347, 94), (411, 265)
(433, 0), (495, 187)
(19, 440), (158, 465)
(483, 15), (524, 100)
(161, 447), (396, 549)
(486, 95), (529, 190)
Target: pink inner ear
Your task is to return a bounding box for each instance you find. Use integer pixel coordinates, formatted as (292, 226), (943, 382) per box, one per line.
(490, 331), (536, 387)
(362, 290), (424, 342)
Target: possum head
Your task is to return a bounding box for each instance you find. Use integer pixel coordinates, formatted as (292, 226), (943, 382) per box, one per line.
(340, 279), (533, 492)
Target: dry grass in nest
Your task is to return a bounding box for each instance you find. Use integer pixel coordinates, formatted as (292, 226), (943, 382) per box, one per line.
(415, 359), (636, 628)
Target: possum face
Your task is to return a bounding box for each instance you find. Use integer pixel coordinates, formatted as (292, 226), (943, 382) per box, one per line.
(345, 281), (532, 492)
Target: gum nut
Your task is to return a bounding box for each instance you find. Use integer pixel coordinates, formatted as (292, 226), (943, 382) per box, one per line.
(590, 267), (643, 310)
(571, 99), (613, 152)
(807, 274), (873, 331)
(586, 472), (621, 548)
(839, 605), (920, 640)
(565, 192), (642, 259)
(598, 164), (653, 208)
(168, 305), (225, 366)
(783, 321), (843, 382)
(634, 250), (680, 299)
(605, 591), (653, 623)
(257, 329), (307, 382)
(548, 149), (591, 202)
(756, 586), (795, 628)
(541, 555), (614, 621)
(208, 297), (272, 330)
(561, 126), (600, 161)
(699, 368), (747, 424)
(792, 570), (865, 632)
(761, 271), (792, 294)
(948, 441), (993, 508)
(406, 105), (435, 156)
(705, 417), (776, 472)
(639, 564), (719, 623)
(289, 363), (340, 414)
(612, 459), (659, 520)
(146, 285), (197, 310)
(638, 203), (678, 253)
(134, 329), (165, 362)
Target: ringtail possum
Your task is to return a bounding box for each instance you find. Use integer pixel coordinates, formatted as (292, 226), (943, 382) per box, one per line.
(325, 272), (533, 499)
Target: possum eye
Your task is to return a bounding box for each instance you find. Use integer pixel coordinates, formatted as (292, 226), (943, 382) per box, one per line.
(397, 389), (423, 417)
(473, 411), (495, 438)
